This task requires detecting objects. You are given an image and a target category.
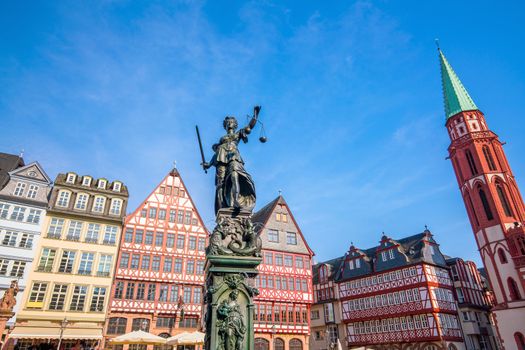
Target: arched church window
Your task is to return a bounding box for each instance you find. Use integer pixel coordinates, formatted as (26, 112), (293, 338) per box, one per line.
(483, 145), (497, 171)
(498, 248), (508, 264)
(478, 188), (494, 221)
(465, 193), (480, 227)
(255, 338), (269, 350)
(289, 339), (303, 350)
(496, 183), (513, 217)
(274, 338), (285, 350)
(508, 277), (522, 301)
(465, 150), (478, 176)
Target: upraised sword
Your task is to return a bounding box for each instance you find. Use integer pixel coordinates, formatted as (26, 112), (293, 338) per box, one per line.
(195, 125), (207, 174)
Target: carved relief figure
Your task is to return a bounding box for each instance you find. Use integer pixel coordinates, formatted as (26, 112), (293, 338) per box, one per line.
(0, 280), (19, 312)
(217, 290), (246, 350)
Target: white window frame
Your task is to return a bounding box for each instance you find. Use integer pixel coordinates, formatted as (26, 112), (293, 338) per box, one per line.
(112, 182), (121, 192)
(109, 199), (122, 215)
(97, 180), (106, 190)
(27, 184), (39, 199)
(66, 173), (76, 183)
(56, 190), (71, 207)
(82, 176), (92, 186)
(92, 196), (106, 213)
(75, 193), (88, 210)
(13, 182), (26, 197)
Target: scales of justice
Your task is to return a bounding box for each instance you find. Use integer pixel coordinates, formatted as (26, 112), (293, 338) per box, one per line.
(195, 106), (267, 350)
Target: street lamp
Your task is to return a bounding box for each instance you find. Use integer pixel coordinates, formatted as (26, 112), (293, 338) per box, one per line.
(57, 317), (69, 350)
(270, 325), (276, 350)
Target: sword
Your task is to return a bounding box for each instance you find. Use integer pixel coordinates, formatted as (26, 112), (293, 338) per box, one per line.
(195, 125), (207, 173)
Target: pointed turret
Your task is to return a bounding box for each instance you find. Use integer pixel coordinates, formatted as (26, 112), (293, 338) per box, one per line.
(438, 49), (478, 119)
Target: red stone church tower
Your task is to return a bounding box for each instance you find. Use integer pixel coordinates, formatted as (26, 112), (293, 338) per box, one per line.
(439, 49), (525, 349)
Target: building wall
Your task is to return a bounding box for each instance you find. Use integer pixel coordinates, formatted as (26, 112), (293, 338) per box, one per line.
(10, 173), (128, 349)
(0, 162), (52, 326)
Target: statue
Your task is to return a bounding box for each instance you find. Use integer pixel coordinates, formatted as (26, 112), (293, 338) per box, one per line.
(198, 106), (261, 215)
(0, 280), (19, 312)
(207, 217), (262, 257)
(217, 290), (246, 350)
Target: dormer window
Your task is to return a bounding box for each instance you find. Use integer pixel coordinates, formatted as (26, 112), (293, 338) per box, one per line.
(113, 182), (121, 192)
(319, 265), (327, 283)
(82, 177), (92, 186)
(429, 245), (435, 255)
(66, 173), (76, 184)
(355, 258), (361, 268)
(388, 249), (395, 259)
(97, 180), (106, 190)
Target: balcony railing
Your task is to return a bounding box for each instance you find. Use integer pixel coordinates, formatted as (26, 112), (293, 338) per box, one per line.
(65, 235), (80, 242)
(46, 233), (62, 239)
(78, 270), (92, 276)
(102, 239), (116, 246)
(84, 237), (99, 244)
(36, 266), (53, 272)
(96, 271), (110, 277)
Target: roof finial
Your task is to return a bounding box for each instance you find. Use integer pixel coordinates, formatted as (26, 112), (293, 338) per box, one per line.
(19, 149), (24, 158)
(435, 38), (440, 51)
(425, 224), (428, 230)
(173, 160), (177, 169)
(278, 189), (282, 196)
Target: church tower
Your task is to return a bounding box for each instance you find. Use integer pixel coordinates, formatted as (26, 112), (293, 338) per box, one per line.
(439, 48), (525, 349)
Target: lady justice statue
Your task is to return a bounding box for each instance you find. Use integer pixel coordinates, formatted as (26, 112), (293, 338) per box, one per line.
(197, 106), (262, 215)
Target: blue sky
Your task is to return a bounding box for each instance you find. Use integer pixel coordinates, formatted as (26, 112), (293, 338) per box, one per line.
(2, 1), (525, 265)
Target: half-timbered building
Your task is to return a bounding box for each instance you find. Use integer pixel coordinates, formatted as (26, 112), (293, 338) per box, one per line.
(104, 168), (207, 348)
(251, 196), (314, 350)
(446, 257), (499, 349)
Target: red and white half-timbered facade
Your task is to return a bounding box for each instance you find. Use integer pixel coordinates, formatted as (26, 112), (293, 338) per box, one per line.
(104, 168), (207, 347)
(439, 49), (525, 349)
(251, 196), (314, 350)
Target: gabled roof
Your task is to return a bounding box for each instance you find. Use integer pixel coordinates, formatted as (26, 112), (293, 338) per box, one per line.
(252, 195), (315, 256)
(9, 161), (52, 184)
(0, 152), (24, 189)
(312, 256), (344, 284)
(438, 49), (478, 120)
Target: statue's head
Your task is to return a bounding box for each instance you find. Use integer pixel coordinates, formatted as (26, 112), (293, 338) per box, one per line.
(223, 116), (238, 131)
(229, 289), (239, 300)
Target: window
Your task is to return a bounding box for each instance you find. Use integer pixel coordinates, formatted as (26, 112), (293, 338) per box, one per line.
(483, 145), (497, 171)
(145, 231), (154, 245)
(124, 228), (133, 243)
(85, 223), (100, 243)
(185, 211), (191, 224)
(158, 209), (166, 220)
(49, 284), (68, 310)
(27, 184), (39, 199)
(141, 255), (150, 270)
(0, 204), (9, 218)
(264, 252), (273, 265)
(130, 254), (140, 269)
(147, 284), (156, 301)
(186, 260), (195, 274)
(159, 285), (168, 301)
(381, 251), (387, 262)
(496, 184), (513, 217)
(38, 248), (56, 272)
(169, 209), (176, 222)
(198, 237), (206, 251)
(66, 173), (76, 183)
(189, 236), (197, 250)
(2, 231), (17, 246)
(97, 180), (106, 189)
(90, 287), (107, 311)
(275, 254), (283, 266)
(108, 318), (127, 335)
(126, 283), (136, 299)
(193, 287), (202, 303)
(75, 194), (88, 210)
(58, 250), (76, 273)
(267, 229), (279, 242)
(286, 232), (297, 245)
(479, 188), (494, 220)
(110, 199), (122, 215)
(114, 282), (124, 299)
(113, 182), (122, 192)
(26, 209), (41, 223)
(170, 285), (179, 302)
(103, 226), (118, 245)
(28, 282), (47, 308)
(19, 233), (33, 248)
(136, 283), (145, 300)
(508, 278), (522, 301)
(10, 261), (26, 277)
(499, 248), (508, 264)
(196, 261), (204, 275)
(465, 149), (478, 175)
(67, 221), (83, 241)
(388, 249), (395, 259)
(284, 255), (293, 267)
(177, 210), (183, 223)
(155, 232), (164, 246)
(70, 285), (88, 311)
(289, 339), (302, 350)
(140, 209), (147, 217)
(156, 317), (175, 328)
(92, 196), (106, 213)
(97, 254), (112, 276)
(177, 235), (185, 249)
(10, 206), (25, 221)
(57, 191), (71, 207)
(183, 286), (191, 303)
(275, 339), (285, 350)
(515, 332), (525, 350)
(149, 207), (157, 219)
(135, 229), (144, 244)
(163, 257), (172, 272)
(174, 258), (182, 273)
(152, 256), (161, 271)
(82, 176), (92, 186)
(132, 318), (150, 332)
(14, 182), (27, 196)
(255, 338), (269, 350)
(78, 252), (94, 275)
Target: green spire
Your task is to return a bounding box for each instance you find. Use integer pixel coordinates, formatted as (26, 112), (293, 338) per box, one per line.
(438, 49), (478, 119)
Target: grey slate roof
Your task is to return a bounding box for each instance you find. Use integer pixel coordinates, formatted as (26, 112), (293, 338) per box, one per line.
(0, 152), (24, 189)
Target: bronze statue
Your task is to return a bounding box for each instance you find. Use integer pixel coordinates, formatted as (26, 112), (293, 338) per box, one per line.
(217, 290), (246, 350)
(199, 106), (261, 214)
